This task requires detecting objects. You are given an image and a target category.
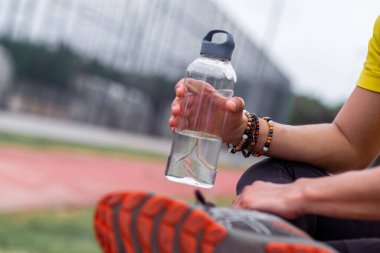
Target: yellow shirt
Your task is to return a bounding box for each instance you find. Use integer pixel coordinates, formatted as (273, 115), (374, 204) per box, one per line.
(357, 16), (380, 93)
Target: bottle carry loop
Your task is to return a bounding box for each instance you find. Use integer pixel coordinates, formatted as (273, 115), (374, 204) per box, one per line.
(200, 30), (235, 61)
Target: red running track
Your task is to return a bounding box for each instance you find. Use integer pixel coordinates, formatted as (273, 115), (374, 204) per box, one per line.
(0, 146), (245, 212)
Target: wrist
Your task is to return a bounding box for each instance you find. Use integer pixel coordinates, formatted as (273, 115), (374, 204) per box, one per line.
(293, 178), (314, 216)
(230, 112), (249, 146)
(225, 113), (276, 158)
(252, 118), (269, 153)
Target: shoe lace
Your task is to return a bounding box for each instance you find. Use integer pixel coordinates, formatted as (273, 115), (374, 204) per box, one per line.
(194, 189), (215, 208)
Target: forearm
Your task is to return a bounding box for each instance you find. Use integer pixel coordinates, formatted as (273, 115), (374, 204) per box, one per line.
(235, 113), (361, 173)
(251, 87), (380, 173)
(262, 122), (361, 173)
(298, 166), (380, 220)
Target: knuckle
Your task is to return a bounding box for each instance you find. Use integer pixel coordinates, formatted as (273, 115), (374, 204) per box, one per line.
(240, 196), (249, 208)
(235, 97), (245, 110)
(241, 186), (252, 196)
(175, 79), (185, 89)
(171, 98), (179, 106)
(252, 180), (264, 187)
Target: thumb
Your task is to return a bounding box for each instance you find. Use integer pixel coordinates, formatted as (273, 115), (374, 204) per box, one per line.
(225, 97), (245, 113)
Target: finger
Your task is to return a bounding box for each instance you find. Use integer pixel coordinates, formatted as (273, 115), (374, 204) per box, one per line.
(186, 78), (208, 87)
(171, 106), (187, 121)
(171, 97), (180, 107)
(168, 116), (176, 127)
(175, 79), (186, 97)
(225, 97), (245, 113)
(232, 195), (242, 208)
(169, 112), (192, 130)
(186, 78), (215, 94)
(171, 100), (181, 116)
(176, 86), (186, 97)
(174, 78), (185, 90)
(182, 118), (189, 130)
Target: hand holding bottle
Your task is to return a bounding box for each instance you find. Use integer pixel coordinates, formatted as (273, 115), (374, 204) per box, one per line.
(169, 78), (247, 146)
(165, 30), (239, 188)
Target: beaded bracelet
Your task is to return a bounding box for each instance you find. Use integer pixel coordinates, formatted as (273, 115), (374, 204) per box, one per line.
(226, 110), (254, 154)
(249, 114), (260, 153)
(253, 117), (274, 157)
(226, 111), (261, 158)
(241, 113), (259, 158)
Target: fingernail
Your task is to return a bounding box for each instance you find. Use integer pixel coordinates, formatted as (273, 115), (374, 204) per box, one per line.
(227, 100), (237, 110)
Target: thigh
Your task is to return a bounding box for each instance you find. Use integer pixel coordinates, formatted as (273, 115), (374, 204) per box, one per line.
(236, 158), (328, 195)
(236, 158), (380, 240)
(326, 238), (380, 253)
(317, 216), (380, 241)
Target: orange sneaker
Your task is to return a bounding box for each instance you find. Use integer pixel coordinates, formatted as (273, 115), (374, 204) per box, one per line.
(94, 191), (337, 253)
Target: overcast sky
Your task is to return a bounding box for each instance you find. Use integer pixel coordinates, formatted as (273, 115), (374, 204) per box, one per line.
(216, 0), (379, 105)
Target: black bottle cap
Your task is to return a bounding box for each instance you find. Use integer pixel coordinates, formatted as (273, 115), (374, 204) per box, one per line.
(200, 30), (235, 61)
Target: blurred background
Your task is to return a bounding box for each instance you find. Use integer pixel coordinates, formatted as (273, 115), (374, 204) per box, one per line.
(0, 0), (378, 252)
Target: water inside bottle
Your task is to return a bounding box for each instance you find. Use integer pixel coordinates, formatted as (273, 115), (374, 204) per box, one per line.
(165, 130), (222, 188)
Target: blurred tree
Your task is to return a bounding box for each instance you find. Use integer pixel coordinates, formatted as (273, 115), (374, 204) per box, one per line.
(4, 38), (344, 135)
(0, 37), (176, 135)
(83, 59), (124, 81)
(289, 94), (342, 125)
(0, 38), (80, 89)
(83, 60), (175, 133)
(84, 61), (174, 103)
(122, 74), (174, 135)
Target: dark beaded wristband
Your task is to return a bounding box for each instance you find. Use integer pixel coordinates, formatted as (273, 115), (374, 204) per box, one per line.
(226, 110), (254, 154)
(253, 117), (274, 157)
(241, 112), (259, 158)
(226, 111), (260, 158)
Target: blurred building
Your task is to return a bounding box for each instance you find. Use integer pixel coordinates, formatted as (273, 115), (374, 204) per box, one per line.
(0, 0), (291, 135)
(0, 46), (12, 95)
(0, 45), (13, 110)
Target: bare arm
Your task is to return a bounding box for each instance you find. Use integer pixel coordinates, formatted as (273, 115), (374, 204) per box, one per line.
(252, 87), (380, 173)
(171, 81), (380, 173)
(301, 166), (380, 220)
(232, 87), (380, 220)
(233, 165), (380, 220)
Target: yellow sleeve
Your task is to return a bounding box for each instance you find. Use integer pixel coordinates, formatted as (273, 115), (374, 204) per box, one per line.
(357, 16), (380, 93)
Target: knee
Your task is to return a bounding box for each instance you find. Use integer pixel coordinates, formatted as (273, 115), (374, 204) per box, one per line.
(236, 158), (328, 195)
(236, 158), (292, 195)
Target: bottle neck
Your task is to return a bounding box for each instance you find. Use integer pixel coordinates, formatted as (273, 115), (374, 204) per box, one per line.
(200, 54), (229, 62)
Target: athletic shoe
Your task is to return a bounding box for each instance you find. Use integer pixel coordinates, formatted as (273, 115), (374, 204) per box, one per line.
(94, 191), (337, 253)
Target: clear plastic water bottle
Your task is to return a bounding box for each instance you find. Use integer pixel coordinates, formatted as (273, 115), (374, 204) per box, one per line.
(165, 30), (236, 188)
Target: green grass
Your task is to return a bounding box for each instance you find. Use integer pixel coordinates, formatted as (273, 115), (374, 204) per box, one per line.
(0, 132), (156, 253)
(0, 131), (166, 160)
(0, 131), (237, 252)
(0, 200), (235, 253)
(0, 208), (100, 253)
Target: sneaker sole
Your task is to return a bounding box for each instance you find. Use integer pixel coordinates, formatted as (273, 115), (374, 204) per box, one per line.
(94, 191), (337, 253)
